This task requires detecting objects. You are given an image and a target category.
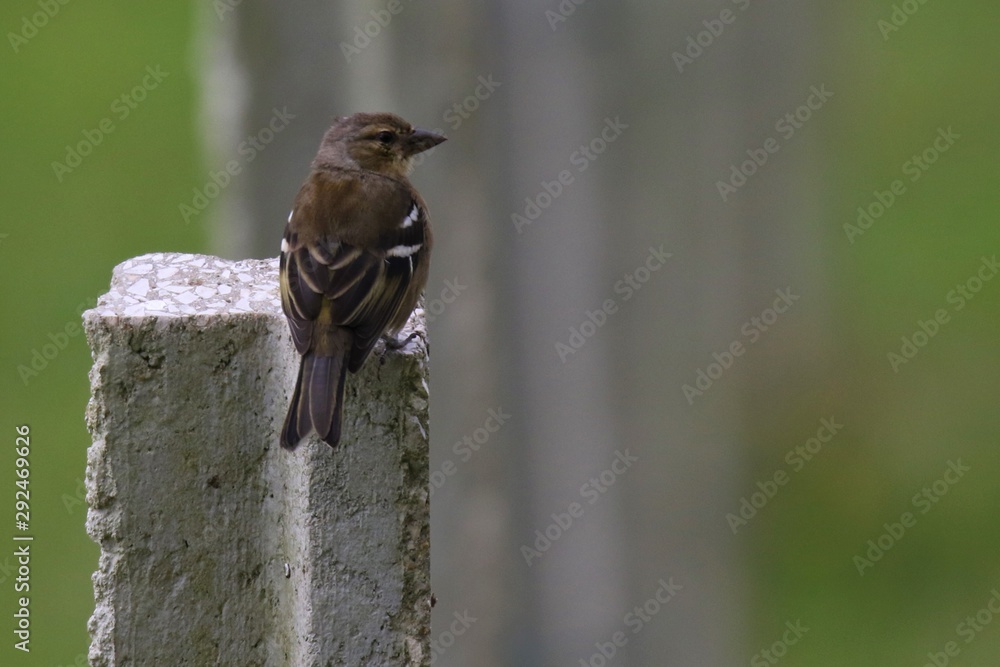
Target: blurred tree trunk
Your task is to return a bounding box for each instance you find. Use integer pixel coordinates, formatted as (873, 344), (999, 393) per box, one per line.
(490, 2), (629, 664)
(197, 1), (346, 260)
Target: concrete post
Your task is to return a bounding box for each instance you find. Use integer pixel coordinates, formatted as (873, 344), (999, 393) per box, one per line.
(83, 253), (430, 666)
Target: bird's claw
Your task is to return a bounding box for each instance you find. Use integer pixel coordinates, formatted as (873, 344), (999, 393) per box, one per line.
(382, 331), (418, 351)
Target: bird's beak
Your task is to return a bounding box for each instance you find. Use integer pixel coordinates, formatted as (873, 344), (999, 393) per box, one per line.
(406, 128), (447, 155)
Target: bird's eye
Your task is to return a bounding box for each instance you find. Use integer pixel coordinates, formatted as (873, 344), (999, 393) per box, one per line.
(375, 130), (396, 144)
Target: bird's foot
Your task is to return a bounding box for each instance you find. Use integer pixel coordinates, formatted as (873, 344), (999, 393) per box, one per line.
(382, 331), (419, 351)
(378, 332), (421, 364)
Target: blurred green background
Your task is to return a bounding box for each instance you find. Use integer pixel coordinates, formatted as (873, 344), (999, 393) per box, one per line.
(0, 4), (202, 665)
(1, 1), (998, 665)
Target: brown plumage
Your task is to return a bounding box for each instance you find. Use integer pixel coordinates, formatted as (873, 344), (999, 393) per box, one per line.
(279, 113), (446, 449)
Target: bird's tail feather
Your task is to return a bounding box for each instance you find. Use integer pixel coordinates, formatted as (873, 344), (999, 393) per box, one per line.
(281, 351), (349, 449)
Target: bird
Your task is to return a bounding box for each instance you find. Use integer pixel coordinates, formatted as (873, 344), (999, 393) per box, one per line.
(278, 112), (446, 449)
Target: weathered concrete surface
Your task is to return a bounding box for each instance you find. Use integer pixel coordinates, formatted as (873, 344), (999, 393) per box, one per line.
(83, 253), (430, 666)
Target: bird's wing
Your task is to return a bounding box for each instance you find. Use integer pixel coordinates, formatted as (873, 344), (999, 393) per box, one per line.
(279, 170), (427, 370)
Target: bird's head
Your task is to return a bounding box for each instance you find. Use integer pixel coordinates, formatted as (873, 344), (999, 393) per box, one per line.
(314, 112), (447, 179)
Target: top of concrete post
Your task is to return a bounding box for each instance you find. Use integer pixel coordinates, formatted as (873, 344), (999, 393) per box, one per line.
(88, 252), (283, 318)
